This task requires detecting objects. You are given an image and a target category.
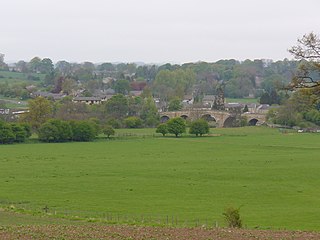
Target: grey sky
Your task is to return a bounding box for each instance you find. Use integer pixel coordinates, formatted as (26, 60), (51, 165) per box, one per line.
(2, 0), (320, 63)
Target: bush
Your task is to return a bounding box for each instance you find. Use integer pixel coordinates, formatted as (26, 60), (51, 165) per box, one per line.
(11, 123), (27, 143)
(107, 118), (122, 129)
(103, 125), (115, 138)
(166, 117), (186, 137)
(38, 119), (72, 142)
(223, 206), (242, 228)
(70, 120), (97, 142)
(156, 123), (168, 136)
(0, 121), (15, 144)
(189, 119), (209, 136)
(124, 116), (143, 128)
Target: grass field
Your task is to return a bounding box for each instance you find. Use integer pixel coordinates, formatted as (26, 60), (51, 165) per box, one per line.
(0, 71), (44, 85)
(1, 127), (320, 230)
(226, 98), (259, 104)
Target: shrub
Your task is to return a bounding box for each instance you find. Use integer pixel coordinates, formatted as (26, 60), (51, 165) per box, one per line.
(124, 116), (143, 128)
(103, 125), (115, 138)
(0, 121), (15, 144)
(189, 119), (209, 136)
(166, 117), (186, 137)
(223, 206), (242, 228)
(70, 120), (97, 142)
(38, 119), (72, 142)
(156, 123), (168, 136)
(11, 123), (27, 143)
(107, 118), (122, 129)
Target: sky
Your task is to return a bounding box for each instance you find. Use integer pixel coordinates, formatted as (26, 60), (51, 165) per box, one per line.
(2, 0), (320, 64)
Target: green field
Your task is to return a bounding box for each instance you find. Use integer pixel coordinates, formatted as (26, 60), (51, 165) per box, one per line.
(0, 71), (45, 85)
(1, 127), (320, 230)
(226, 98), (259, 104)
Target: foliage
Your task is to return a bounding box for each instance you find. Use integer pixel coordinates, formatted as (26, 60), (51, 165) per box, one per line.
(104, 94), (128, 119)
(10, 123), (27, 143)
(243, 105), (249, 113)
(113, 79), (130, 95)
(103, 125), (115, 138)
(304, 109), (320, 125)
(223, 207), (242, 228)
(124, 116), (143, 128)
(156, 123), (168, 136)
(24, 97), (54, 130)
(70, 120), (98, 142)
(288, 32), (320, 89)
(38, 119), (72, 142)
(168, 97), (182, 111)
(0, 121), (30, 144)
(140, 97), (159, 127)
(106, 118), (122, 129)
(189, 119), (210, 136)
(166, 117), (186, 137)
(153, 69), (195, 100)
(0, 121), (15, 144)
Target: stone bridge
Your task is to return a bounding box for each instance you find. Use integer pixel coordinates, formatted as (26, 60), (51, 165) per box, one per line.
(159, 110), (266, 127)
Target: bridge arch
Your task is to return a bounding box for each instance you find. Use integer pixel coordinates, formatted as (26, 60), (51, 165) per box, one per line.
(180, 114), (188, 120)
(248, 118), (259, 126)
(201, 114), (216, 122)
(160, 115), (170, 123)
(223, 116), (237, 128)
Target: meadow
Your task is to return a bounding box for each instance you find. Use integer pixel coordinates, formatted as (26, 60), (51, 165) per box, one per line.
(1, 127), (320, 230)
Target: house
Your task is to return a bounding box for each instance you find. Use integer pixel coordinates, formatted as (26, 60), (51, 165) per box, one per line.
(32, 91), (66, 101)
(256, 104), (270, 114)
(224, 103), (243, 112)
(129, 90), (143, 97)
(202, 95), (216, 108)
(72, 96), (104, 105)
(182, 95), (194, 105)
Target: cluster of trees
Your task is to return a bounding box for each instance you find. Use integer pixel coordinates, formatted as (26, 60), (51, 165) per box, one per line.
(156, 118), (209, 137)
(0, 121), (31, 144)
(37, 119), (111, 142)
(20, 94), (159, 133)
(1, 52), (301, 104)
(267, 32), (320, 128)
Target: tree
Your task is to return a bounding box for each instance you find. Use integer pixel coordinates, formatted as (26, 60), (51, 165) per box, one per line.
(103, 125), (115, 138)
(24, 97), (54, 130)
(243, 105), (249, 113)
(168, 97), (182, 111)
(288, 32), (320, 89)
(0, 121), (15, 144)
(156, 123), (168, 136)
(70, 120), (97, 142)
(28, 57), (42, 73)
(11, 123), (28, 143)
(259, 92), (271, 104)
(166, 117), (186, 137)
(40, 58), (54, 74)
(124, 116), (142, 128)
(0, 53), (8, 71)
(141, 97), (159, 127)
(38, 119), (72, 142)
(55, 60), (72, 76)
(105, 94), (128, 119)
(189, 119), (209, 136)
(113, 79), (130, 95)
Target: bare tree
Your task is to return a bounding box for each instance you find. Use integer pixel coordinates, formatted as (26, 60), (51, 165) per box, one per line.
(288, 32), (320, 89)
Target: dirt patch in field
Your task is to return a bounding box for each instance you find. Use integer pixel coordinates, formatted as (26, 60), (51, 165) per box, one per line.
(0, 225), (320, 240)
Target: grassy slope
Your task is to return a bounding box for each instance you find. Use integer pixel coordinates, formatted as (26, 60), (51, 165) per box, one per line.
(0, 127), (320, 230)
(0, 71), (44, 85)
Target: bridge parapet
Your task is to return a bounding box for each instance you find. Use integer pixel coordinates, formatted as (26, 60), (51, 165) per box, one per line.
(160, 110), (266, 127)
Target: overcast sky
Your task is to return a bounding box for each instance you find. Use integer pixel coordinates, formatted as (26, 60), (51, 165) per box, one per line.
(2, 0), (320, 64)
